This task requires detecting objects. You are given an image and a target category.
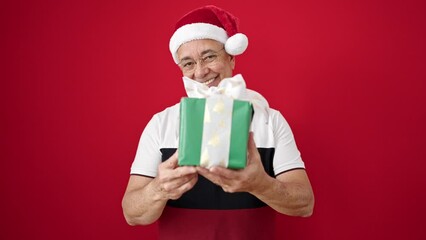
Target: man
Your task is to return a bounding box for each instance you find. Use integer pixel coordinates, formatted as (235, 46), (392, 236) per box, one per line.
(122, 5), (314, 240)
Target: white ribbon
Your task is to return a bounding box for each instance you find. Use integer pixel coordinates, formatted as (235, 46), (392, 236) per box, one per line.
(183, 74), (247, 99)
(182, 74), (270, 124)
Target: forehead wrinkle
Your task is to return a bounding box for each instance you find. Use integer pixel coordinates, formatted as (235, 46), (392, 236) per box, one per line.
(200, 49), (216, 56)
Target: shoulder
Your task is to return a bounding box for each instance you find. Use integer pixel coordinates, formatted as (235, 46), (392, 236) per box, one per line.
(152, 102), (180, 121)
(268, 108), (286, 124)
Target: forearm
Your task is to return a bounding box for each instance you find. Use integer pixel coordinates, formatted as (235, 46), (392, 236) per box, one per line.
(250, 174), (314, 217)
(122, 179), (167, 225)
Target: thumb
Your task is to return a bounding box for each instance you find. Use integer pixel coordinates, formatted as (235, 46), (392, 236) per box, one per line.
(248, 132), (257, 152)
(247, 132), (260, 163)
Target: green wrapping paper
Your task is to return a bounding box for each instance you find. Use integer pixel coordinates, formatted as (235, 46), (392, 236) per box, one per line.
(178, 96), (253, 169)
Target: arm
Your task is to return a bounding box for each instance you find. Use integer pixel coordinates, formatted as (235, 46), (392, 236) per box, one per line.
(250, 169), (314, 217)
(122, 152), (198, 225)
(197, 133), (314, 217)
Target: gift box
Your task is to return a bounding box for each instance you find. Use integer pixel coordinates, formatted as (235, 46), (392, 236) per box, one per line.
(178, 95), (253, 169)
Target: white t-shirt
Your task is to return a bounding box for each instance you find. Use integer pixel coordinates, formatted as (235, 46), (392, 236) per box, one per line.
(131, 90), (304, 177)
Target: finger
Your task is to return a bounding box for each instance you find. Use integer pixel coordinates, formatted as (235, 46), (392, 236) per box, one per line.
(197, 167), (223, 185)
(196, 166), (209, 175)
(167, 174), (198, 199)
(160, 166), (197, 186)
(173, 166), (197, 176)
(168, 182), (193, 200)
(247, 133), (261, 164)
(209, 166), (235, 180)
(248, 132), (257, 154)
(179, 173), (198, 189)
(163, 173), (198, 191)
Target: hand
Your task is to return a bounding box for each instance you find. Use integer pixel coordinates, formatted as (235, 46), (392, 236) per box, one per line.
(154, 151), (198, 200)
(196, 133), (268, 193)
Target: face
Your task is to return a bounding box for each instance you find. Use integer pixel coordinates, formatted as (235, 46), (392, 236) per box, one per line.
(176, 39), (235, 87)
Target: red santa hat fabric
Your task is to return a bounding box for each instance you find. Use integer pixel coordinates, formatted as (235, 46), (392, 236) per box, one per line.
(169, 5), (249, 64)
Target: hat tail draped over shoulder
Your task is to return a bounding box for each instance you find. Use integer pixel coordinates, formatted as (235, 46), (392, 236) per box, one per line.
(169, 5), (249, 64)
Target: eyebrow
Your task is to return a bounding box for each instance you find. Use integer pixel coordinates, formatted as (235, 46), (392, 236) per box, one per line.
(179, 49), (217, 62)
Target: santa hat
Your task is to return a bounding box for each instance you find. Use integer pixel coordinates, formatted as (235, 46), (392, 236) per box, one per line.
(169, 5), (249, 64)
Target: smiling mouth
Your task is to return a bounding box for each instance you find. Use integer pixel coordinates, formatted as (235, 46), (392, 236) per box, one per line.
(203, 77), (215, 85)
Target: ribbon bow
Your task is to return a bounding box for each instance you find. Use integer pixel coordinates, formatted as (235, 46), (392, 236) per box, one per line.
(182, 74), (270, 124)
(183, 74), (247, 99)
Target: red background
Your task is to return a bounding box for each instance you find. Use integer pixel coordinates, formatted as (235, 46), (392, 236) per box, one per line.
(2, 0), (425, 239)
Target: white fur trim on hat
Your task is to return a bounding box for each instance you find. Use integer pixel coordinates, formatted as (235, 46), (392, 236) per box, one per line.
(169, 23), (228, 64)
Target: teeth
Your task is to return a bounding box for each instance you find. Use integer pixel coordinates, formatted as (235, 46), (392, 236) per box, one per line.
(203, 78), (215, 85)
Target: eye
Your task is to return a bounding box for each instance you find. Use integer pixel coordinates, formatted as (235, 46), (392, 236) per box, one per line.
(182, 61), (195, 69)
(203, 54), (217, 63)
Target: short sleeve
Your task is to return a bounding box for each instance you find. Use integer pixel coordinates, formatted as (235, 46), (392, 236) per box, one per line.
(272, 111), (305, 175)
(130, 115), (162, 177)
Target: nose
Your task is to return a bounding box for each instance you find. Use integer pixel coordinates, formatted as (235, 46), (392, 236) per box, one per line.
(193, 62), (209, 80)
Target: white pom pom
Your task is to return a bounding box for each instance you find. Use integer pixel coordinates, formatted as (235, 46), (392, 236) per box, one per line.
(225, 33), (248, 56)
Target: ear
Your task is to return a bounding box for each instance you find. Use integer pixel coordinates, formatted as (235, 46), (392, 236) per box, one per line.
(230, 55), (236, 70)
